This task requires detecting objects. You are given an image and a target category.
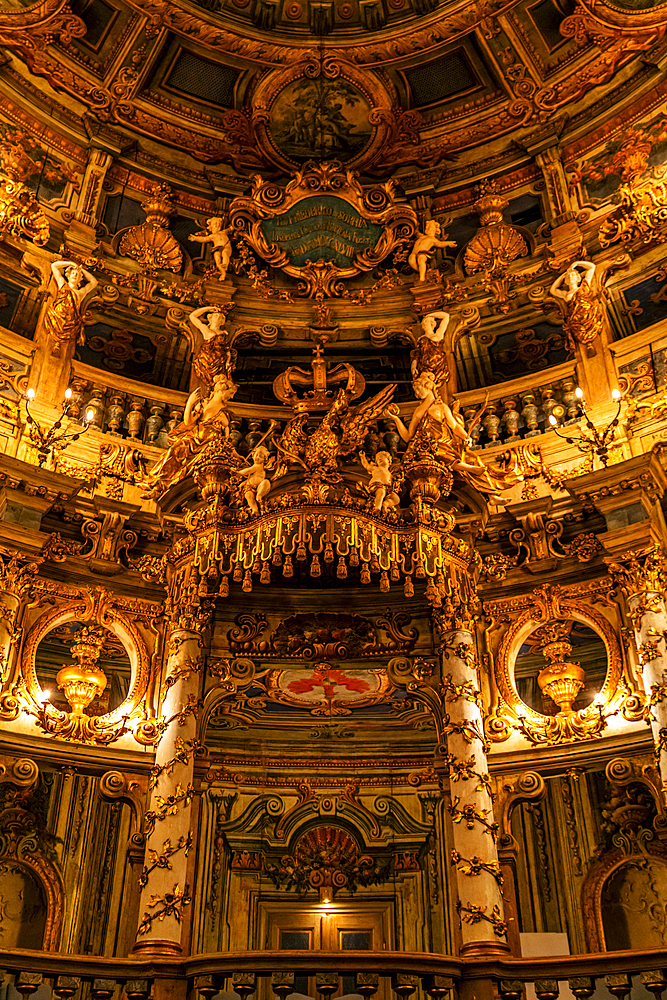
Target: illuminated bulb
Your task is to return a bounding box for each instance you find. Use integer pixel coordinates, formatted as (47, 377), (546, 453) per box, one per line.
(26, 388), (35, 400)
(85, 409), (94, 422)
(64, 388), (72, 400)
(611, 388), (621, 401)
(548, 414), (557, 426)
(515, 707), (526, 719)
(40, 690), (50, 702)
(593, 693), (605, 706)
(575, 387), (583, 399)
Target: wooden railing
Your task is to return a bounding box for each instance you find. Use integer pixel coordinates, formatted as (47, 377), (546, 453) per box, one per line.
(2, 948), (666, 1000)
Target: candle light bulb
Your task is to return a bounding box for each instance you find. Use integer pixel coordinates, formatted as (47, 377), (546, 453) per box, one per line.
(40, 690), (50, 702)
(64, 388), (72, 400)
(611, 388), (621, 401)
(85, 409), (94, 422)
(548, 414), (557, 426)
(26, 388), (35, 400)
(575, 387), (583, 399)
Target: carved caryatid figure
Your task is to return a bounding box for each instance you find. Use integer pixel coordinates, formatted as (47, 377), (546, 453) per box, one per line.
(189, 218), (232, 280)
(43, 260), (98, 357)
(189, 305), (237, 385)
(408, 221), (457, 283)
(411, 310), (450, 387)
(143, 310), (242, 499)
(389, 373), (519, 504)
(550, 260), (603, 352)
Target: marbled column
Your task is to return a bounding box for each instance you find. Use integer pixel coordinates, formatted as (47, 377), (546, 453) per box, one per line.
(0, 591), (20, 687)
(76, 148), (113, 228)
(134, 627), (201, 955)
(439, 629), (509, 956)
(628, 590), (667, 787)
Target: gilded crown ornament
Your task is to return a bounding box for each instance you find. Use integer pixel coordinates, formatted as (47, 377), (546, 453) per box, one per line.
(272, 341), (365, 412)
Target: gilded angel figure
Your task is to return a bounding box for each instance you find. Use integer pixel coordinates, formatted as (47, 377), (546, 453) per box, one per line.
(143, 375), (241, 499)
(388, 373), (519, 504)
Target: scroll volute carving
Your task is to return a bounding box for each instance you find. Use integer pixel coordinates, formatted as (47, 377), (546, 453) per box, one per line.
(496, 770), (546, 854)
(605, 757), (667, 841)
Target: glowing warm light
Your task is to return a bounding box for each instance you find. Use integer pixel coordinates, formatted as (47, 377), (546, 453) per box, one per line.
(86, 409), (94, 421)
(548, 414), (557, 426)
(611, 388), (621, 401)
(40, 690), (50, 702)
(593, 693), (605, 706)
(26, 388), (35, 400)
(575, 387), (583, 399)
(64, 388), (72, 400)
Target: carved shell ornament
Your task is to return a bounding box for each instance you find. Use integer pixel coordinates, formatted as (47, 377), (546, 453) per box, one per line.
(463, 224), (528, 276)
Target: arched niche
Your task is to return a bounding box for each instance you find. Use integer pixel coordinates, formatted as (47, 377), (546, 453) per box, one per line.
(582, 846), (667, 951)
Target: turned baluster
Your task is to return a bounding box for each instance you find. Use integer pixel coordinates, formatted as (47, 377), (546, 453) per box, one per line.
(124, 981), (150, 1000)
(271, 972), (295, 1000)
(316, 973), (339, 1000)
(498, 981), (524, 1000)
(91, 982), (117, 1000)
(392, 974), (419, 1000)
(15, 974), (42, 1000)
(642, 972), (667, 1000)
(53, 978), (81, 1000)
(355, 973), (379, 1000)
(568, 978), (596, 1000)
(231, 973), (257, 1000)
(193, 976), (218, 1000)
(423, 975), (455, 1000)
(605, 975), (632, 1000)
(534, 980), (559, 1000)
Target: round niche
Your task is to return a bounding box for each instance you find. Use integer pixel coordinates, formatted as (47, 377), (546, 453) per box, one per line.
(35, 621), (131, 718)
(513, 619), (608, 717)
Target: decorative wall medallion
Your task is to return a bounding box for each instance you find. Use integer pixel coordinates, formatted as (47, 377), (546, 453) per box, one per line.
(266, 663), (393, 715)
(229, 161), (417, 297)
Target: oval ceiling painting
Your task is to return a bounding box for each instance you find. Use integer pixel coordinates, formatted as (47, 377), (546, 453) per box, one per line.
(269, 77), (374, 164)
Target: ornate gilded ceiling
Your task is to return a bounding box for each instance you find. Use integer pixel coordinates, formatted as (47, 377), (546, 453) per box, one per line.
(0, 0), (665, 185)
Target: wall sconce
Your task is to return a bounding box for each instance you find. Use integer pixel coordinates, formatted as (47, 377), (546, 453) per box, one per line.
(548, 387), (622, 468)
(23, 387), (94, 468)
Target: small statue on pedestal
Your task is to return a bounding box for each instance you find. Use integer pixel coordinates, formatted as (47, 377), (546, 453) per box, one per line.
(236, 445), (274, 513)
(189, 218), (232, 280)
(359, 450), (400, 514)
(408, 221), (457, 283)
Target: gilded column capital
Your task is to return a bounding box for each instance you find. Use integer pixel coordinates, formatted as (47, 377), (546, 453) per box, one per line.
(0, 549), (42, 603)
(607, 544), (667, 605)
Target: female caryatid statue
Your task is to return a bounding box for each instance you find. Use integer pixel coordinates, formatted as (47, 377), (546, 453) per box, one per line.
(411, 310), (451, 388)
(550, 260), (603, 352)
(189, 305), (237, 384)
(43, 260), (98, 357)
(389, 373), (520, 505)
